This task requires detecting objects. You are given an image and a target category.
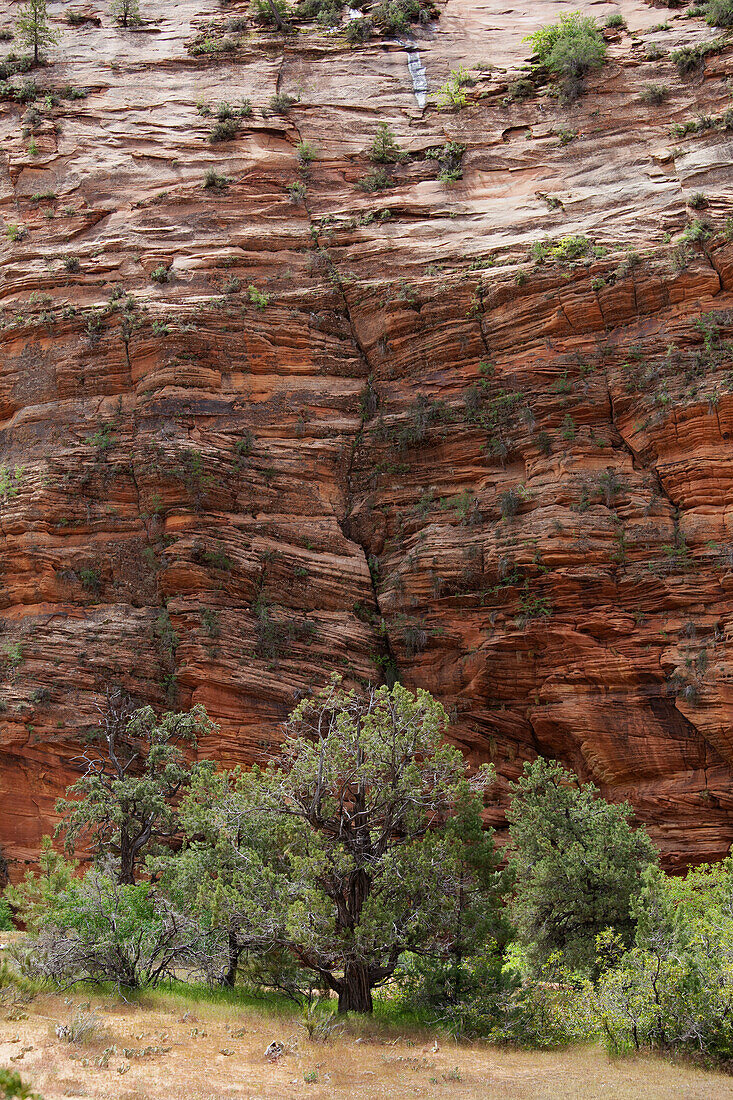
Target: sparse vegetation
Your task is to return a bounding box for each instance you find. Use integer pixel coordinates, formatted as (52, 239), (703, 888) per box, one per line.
(295, 139), (317, 164)
(367, 122), (406, 163)
(707, 0), (733, 27)
(111, 0), (141, 28)
(203, 168), (230, 191)
(640, 82), (669, 105)
(15, 0), (57, 64)
(356, 167), (395, 192)
(247, 284), (269, 309)
(671, 37), (726, 76)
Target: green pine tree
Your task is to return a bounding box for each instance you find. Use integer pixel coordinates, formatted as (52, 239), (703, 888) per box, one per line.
(15, 0), (57, 64)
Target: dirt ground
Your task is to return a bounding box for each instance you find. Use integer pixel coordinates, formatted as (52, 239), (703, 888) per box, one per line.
(2, 983), (733, 1100)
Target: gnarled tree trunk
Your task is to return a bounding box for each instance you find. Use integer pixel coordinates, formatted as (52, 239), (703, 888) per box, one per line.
(337, 960), (373, 1014)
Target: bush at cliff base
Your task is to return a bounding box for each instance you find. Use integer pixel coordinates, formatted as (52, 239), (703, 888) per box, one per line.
(0, 895), (13, 931)
(493, 859), (733, 1057)
(592, 860), (733, 1059)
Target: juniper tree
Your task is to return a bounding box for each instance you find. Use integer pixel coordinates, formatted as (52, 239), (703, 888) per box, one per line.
(168, 678), (499, 1013)
(55, 691), (215, 884)
(507, 758), (657, 973)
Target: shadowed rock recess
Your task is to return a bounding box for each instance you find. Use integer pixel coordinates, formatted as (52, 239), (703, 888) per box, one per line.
(1, 0), (733, 872)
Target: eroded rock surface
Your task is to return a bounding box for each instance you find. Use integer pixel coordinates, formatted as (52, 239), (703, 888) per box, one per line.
(1, 0), (733, 871)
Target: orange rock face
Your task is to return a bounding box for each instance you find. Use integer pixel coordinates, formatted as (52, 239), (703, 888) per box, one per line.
(1, 0), (733, 873)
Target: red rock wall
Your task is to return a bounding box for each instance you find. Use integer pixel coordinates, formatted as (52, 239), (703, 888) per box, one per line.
(2, 0), (733, 872)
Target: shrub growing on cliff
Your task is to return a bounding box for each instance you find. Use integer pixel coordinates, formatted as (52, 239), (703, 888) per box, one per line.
(707, 0), (733, 27)
(507, 759), (658, 974)
(345, 15), (372, 43)
(203, 168), (229, 191)
(372, 0), (422, 36)
(164, 678), (500, 1014)
(367, 122), (406, 164)
(525, 11), (606, 97)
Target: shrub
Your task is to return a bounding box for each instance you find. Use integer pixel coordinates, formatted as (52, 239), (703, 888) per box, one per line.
(605, 12), (625, 29)
(248, 284), (269, 309)
(0, 1070), (40, 1100)
(592, 861), (733, 1060)
(681, 218), (711, 242)
(372, 0), (423, 37)
(425, 141), (466, 182)
(150, 264), (169, 283)
(345, 15), (371, 42)
(269, 91), (296, 115)
(671, 38), (725, 76)
(288, 180), (307, 203)
(209, 117), (238, 142)
(507, 758), (658, 974)
(640, 82), (668, 105)
(524, 12), (607, 79)
(18, 868), (210, 989)
(203, 168), (230, 190)
(56, 1002), (102, 1044)
(356, 167), (394, 192)
(368, 121), (406, 163)
(250, 0), (291, 27)
(436, 67), (471, 110)
(500, 487), (521, 519)
(295, 139), (317, 164)
(707, 0), (733, 27)
(0, 894), (12, 930)
(645, 42), (665, 61)
(6, 224), (27, 243)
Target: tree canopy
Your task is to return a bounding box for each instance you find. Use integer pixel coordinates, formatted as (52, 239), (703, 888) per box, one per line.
(16, 0), (57, 64)
(167, 677), (501, 1012)
(55, 693), (215, 884)
(507, 758), (657, 972)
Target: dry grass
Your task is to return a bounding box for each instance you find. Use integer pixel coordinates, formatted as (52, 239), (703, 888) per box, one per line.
(1, 984), (732, 1100)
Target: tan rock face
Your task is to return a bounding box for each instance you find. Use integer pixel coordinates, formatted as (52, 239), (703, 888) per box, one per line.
(1, 0), (733, 873)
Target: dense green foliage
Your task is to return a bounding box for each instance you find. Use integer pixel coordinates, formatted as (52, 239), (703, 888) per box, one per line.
(707, 0), (733, 27)
(0, 1070), (40, 1100)
(13, 868), (205, 989)
(111, 0), (142, 28)
(0, 895), (12, 931)
(507, 759), (657, 973)
(594, 860), (733, 1058)
(163, 679), (501, 1013)
(5, 837), (78, 932)
(524, 11), (606, 95)
(10, 678), (733, 1062)
(55, 700), (214, 884)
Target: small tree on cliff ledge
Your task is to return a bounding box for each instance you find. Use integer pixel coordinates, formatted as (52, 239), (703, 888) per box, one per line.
(56, 691), (215, 885)
(177, 677), (499, 1014)
(16, 0), (57, 64)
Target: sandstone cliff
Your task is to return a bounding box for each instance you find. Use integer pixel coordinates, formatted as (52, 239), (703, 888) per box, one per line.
(1, 0), (733, 873)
